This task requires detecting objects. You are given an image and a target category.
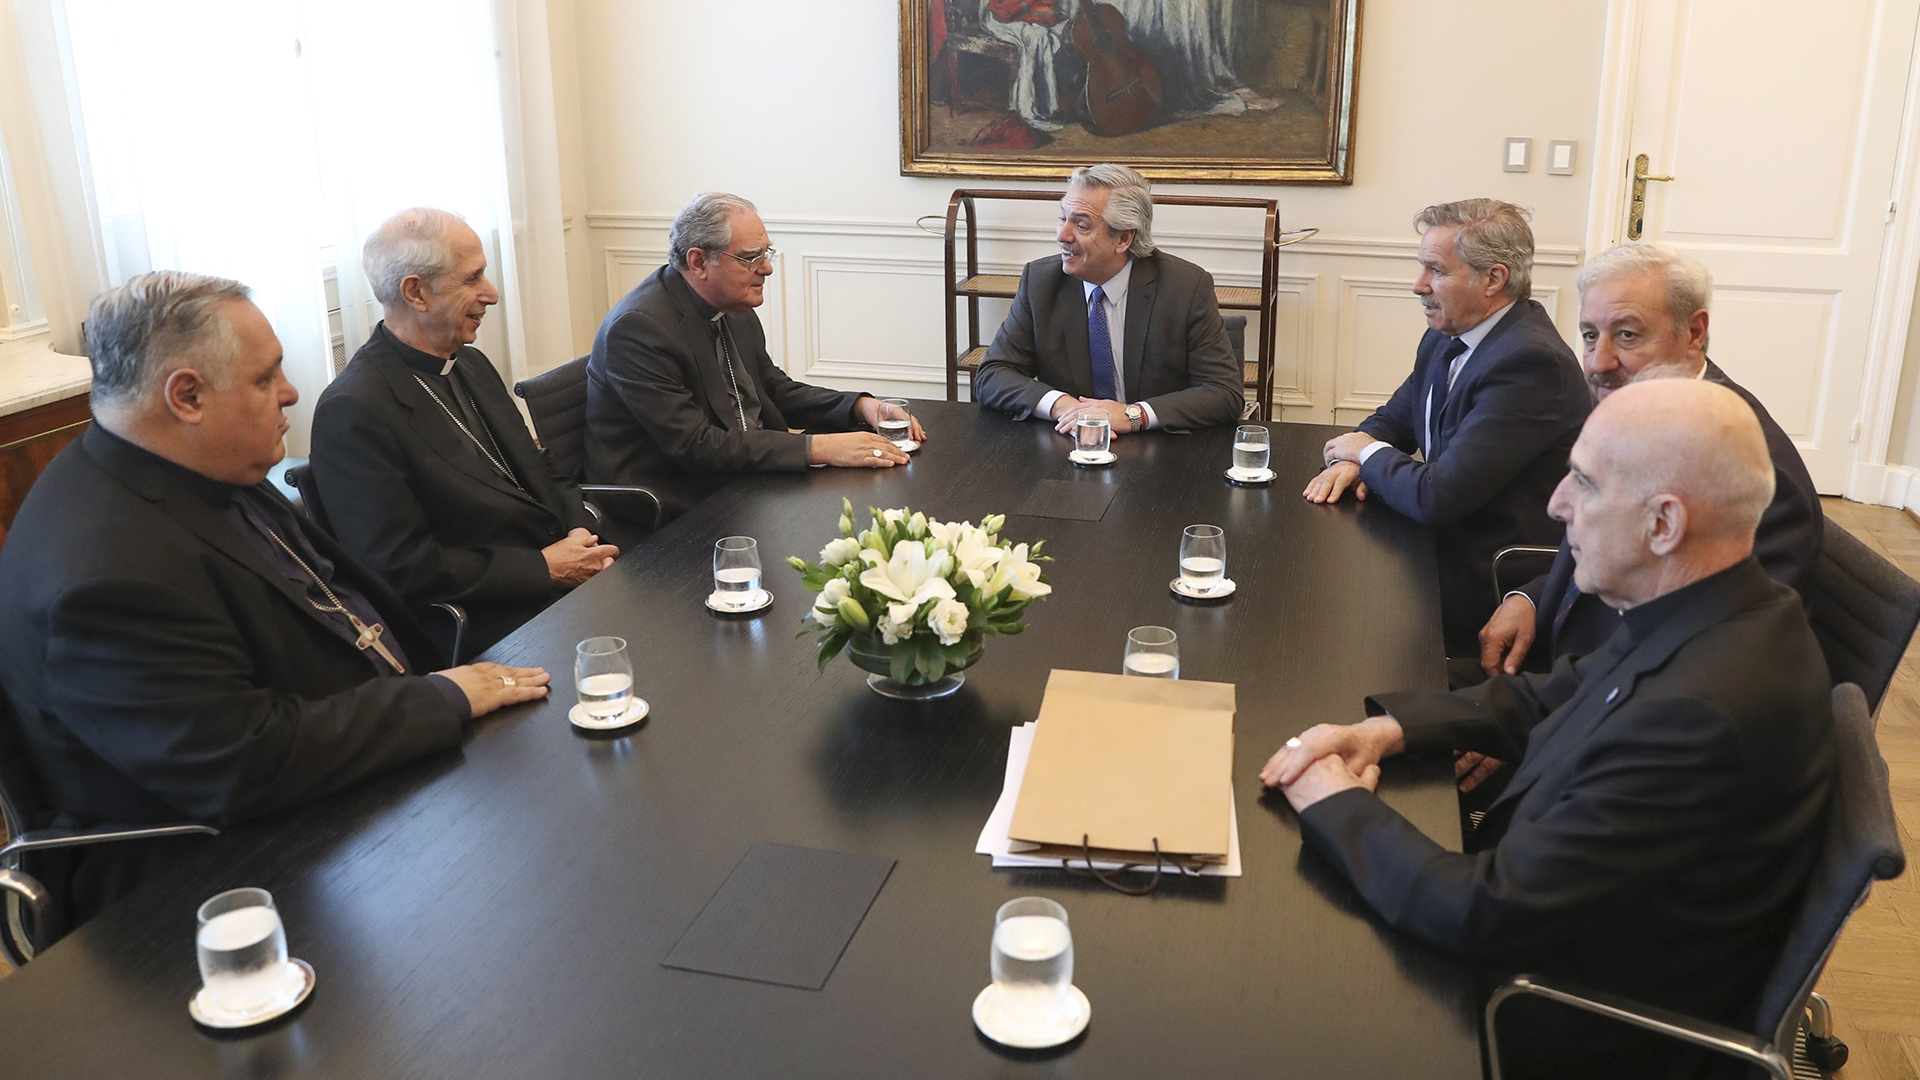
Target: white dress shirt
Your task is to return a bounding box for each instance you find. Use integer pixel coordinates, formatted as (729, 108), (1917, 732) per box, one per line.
(1036, 259), (1159, 429)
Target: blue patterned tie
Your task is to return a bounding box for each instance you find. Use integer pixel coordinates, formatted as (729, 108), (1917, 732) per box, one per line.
(1088, 286), (1117, 401)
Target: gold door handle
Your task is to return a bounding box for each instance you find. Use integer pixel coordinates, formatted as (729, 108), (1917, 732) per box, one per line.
(1627, 153), (1675, 240)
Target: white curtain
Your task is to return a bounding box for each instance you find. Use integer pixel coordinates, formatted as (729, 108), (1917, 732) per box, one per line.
(48, 0), (562, 451)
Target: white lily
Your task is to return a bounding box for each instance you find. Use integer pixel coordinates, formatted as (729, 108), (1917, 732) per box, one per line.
(951, 529), (1006, 590)
(859, 540), (956, 608)
(926, 518), (972, 551)
(1003, 543), (1051, 600)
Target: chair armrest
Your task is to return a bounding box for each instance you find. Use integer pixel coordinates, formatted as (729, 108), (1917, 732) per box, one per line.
(581, 485), (663, 534)
(1, 823), (219, 860)
(0, 869), (49, 931)
(1485, 974), (1791, 1080)
(430, 602), (470, 666)
(1491, 545), (1560, 600)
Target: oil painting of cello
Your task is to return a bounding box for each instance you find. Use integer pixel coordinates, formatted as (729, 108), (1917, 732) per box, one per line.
(901, 0), (1360, 183)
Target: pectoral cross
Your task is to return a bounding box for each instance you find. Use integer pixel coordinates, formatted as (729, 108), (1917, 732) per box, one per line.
(347, 613), (405, 674)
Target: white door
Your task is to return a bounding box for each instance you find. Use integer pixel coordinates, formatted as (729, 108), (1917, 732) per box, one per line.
(1608, 0), (1920, 492)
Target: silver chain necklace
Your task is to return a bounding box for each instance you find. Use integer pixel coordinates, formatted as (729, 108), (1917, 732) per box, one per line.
(411, 373), (527, 494)
(261, 527), (405, 674)
(714, 319), (751, 432)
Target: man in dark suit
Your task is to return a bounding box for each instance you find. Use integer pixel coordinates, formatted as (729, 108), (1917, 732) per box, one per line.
(972, 162), (1243, 435)
(1477, 240), (1822, 680)
(1263, 379), (1833, 1079)
(584, 192), (922, 520)
(0, 271), (550, 935)
(312, 208), (618, 657)
(1305, 199), (1591, 655)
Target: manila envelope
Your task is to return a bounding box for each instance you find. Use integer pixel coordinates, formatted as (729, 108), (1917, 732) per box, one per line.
(1008, 670), (1235, 862)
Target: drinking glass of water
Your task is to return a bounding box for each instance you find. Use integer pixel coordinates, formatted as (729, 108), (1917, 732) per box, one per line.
(1231, 425), (1271, 478)
(196, 887), (289, 1017)
(1124, 626), (1179, 678)
(575, 636), (633, 719)
(1073, 416), (1111, 461)
(1180, 524), (1226, 593)
(991, 896), (1074, 1025)
(877, 397), (915, 449)
(713, 536), (763, 608)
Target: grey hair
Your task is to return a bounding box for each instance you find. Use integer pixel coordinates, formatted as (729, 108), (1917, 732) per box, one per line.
(669, 192), (758, 271)
(85, 271), (253, 406)
(1068, 163), (1155, 257)
(1576, 241), (1714, 335)
(1414, 199), (1535, 300)
(363, 207), (467, 307)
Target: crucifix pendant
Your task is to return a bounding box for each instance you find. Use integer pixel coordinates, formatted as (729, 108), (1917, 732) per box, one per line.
(349, 614), (405, 674)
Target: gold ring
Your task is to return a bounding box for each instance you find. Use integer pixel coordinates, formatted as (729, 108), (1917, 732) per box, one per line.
(500, 675), (516, 688)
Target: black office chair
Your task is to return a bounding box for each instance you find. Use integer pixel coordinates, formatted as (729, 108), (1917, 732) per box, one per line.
(1808, 517), (1920, 715)
(513, 356), (664, 538)
(1491, 544), (1560, 604)
(0, 692), (217, 968)
(281, 463), (471, 666)
(1484, 682), (1905, 1079)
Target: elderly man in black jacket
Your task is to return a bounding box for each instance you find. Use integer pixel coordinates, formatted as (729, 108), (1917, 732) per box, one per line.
(0, 272), (549, 935)
(1263, 378), (1833, 1079)
(1305, 199), (1592, 655)
(312, 208), (618, 657)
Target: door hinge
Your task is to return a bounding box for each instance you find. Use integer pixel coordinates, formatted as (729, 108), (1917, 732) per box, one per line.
(1889, 200), (1899, 223)
(1852, 419), (1862, 443)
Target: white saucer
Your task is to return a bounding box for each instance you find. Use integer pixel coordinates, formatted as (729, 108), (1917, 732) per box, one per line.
(190, 958), (314, 1029)
(1170, 576), (1237, 600)
(569, 697), (649, 731)
(895, 439), (921, 453)
(1069, 450), (1117, 467)
(973, 984), (1091, 1049)
(706, 589), (772, 614)
(1225, 467), (1275, 486)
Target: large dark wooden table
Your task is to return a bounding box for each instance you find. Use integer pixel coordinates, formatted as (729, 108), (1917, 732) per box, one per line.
(0, 401), (1479, 1079)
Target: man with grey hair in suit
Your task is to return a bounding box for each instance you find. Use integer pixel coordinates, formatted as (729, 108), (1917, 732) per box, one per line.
(584, 192), (924, 521)
(973, 162), (1244, 435)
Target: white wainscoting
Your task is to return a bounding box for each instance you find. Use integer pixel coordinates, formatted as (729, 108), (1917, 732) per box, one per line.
(582, 212), (1582, 421)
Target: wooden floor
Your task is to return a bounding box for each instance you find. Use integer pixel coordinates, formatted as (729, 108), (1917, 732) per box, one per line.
(3, 502), (1918, 1079)
(1815, 499), (1920, 1080)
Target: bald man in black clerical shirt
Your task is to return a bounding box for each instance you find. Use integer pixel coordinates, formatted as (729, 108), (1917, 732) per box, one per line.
(0, 271), (550, 941)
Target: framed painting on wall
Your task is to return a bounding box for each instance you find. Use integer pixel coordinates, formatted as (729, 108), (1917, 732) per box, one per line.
(899, 0), (1360, 184)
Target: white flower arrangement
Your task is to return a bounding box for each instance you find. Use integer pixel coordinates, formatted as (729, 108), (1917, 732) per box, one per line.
(789, 499), (1052, 684)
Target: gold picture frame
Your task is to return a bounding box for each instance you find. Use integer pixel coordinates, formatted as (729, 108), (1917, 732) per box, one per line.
(900, 0), (1360, 184)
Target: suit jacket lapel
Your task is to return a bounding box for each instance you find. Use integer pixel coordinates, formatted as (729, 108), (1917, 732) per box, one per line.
(374, 358), (545, 513)
(1435, 300), (1534, 450)
(457, 353), (565, 523)
(1059, 272), (1094, 397)
(1122, 255), (1157, 397)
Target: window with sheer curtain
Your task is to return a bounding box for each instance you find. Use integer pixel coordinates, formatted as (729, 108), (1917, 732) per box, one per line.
(55, 0), (520, 448)
(0, 133), (45, 349)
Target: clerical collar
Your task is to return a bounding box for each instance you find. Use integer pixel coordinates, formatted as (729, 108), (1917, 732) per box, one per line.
(377, 321), (458, 377)
(88, 422), (241, 508)
(1620, 557), (1759, 641)
(671, 267), (725, 326)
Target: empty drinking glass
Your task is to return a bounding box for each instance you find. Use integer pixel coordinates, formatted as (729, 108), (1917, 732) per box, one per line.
(1073, 416), (1111, 461)
(713, 536), (763, 607)
(196, 888), (289, 1016)
(1180, 525), (1226, 593)
(1124, 626), (1179, 678)
(575, 636), (634, 719)
(877, 398), (914, 449)
(1231, 425), (1271, 478)
(991, 896), (1074, 1025)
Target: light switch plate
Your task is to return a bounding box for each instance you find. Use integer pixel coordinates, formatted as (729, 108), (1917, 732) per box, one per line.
(1548, 140), (1577, 176)
(1503, 137), (1531, 173)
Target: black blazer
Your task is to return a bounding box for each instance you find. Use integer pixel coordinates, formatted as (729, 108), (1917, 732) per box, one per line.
(972, 250), (1244, 431)
(0, 426), (465, 923)
(311, 325), (592, 655)
(1297, 559), (1833, 1077)
(1356, 299), (1590, 653)
(1518, 360), (1823, 667)
(584, 265), (866, 520)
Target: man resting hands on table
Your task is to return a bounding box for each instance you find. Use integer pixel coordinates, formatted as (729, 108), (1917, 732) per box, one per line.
(1261, 379), (1833, 1079)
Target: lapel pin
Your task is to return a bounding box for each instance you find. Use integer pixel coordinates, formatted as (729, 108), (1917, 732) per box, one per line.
(1605, 686), (1620, 703)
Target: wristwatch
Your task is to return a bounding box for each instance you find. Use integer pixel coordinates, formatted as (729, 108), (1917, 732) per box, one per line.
(1124, 403), (1145, 432)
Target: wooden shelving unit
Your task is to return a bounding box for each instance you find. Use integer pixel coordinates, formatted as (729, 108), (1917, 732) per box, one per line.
(941, 188), (1306, 419)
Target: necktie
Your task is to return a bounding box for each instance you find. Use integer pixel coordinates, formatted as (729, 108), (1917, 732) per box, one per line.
(1088, 286), (1117, 401)
(1423, 336), (1469, 456)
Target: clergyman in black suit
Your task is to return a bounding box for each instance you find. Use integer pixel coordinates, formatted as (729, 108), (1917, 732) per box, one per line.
(1477, 240), (1823, 680)
(311, 208), (618, 657)
(0, 272), (551, 936)
(584, 192), (922, 521)
(972, 162), (1244, 436)
(1306, 199), (1592, 655)
(1263, 379), (1833, 1079)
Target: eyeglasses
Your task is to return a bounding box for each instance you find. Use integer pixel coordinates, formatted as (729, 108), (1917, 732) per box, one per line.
(716, 245), (778, 268)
